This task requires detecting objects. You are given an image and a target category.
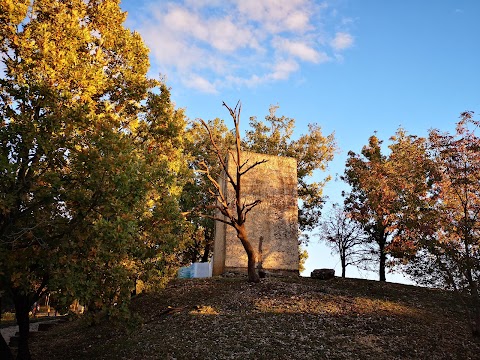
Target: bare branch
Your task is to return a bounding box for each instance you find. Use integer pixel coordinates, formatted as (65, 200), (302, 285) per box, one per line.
(244, 200), (262, 209)
(228, 148), (239, 168)
(244, 200), (262, 218)
(200, 119), (237, 189)
(197, 101), (266, 282)
(200, 213), (234, 226)
(240, 159), (269, 176)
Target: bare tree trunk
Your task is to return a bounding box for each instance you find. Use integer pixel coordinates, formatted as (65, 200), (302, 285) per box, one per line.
(341, 249), (346, 278)
(379, 241), (386, 282)
(13, 293), (32, 360)
(200, 102), (265, 284)
(237, 225), (259, 283)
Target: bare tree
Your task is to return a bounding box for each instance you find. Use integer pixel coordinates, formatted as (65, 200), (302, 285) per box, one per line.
(199, 101), (267, 283)
(318, 204), (368, 277)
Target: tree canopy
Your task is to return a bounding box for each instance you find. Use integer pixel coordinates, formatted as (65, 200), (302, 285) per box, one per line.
(0, 1), (188, 358)
(400, 113), (480, 335)
(342, 130), (435, 281)
(341, 117), (480, 336)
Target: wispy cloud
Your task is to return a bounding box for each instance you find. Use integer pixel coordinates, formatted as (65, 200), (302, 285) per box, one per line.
(273, 38), (330, 63)
(184, 74), (218, 94)
(131, 0), (354, 93)
(331, 32), (354, 51)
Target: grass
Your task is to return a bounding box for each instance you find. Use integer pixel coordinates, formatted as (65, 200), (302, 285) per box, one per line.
(29, 276), (480, 360)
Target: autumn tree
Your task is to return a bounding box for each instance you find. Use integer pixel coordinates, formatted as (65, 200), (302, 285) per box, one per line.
(199, 102), (267, 283)
(401, 112), (480, 336)
(318, 204), (368, 277)
(343, 130), (434, 281)
(0, 1), (188, 358)
(343, 135), (393, 281)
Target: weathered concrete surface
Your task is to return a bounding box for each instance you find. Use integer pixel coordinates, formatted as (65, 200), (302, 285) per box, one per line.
(212, 151), (299, 276)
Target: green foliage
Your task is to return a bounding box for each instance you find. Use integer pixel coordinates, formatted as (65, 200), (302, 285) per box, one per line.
(244, 105), (337, 242)
(0, 0), (188, 334)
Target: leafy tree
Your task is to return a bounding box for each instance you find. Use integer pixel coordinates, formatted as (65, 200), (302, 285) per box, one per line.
(402, 112), (480, 336)
(244, 105), (337, 243)
(199, 102), (267, 283)
(129, 86), (190, 291)
(342, 130), (433, 281)
(318, 204), (368, 277)
(0, 1), (188, 358)
(343, 135), (393, 281)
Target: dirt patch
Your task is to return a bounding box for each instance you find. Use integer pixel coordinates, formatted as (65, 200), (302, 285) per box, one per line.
(29, 276), (480, 360)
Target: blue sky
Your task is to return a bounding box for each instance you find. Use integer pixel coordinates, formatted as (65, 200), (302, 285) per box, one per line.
(120, 0), (480, 283)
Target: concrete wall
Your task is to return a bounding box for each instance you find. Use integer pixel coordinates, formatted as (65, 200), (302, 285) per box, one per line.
(213, 151), (299, 275)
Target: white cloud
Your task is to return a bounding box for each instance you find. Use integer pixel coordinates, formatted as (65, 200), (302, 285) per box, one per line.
(269, 59), (300, 80)
(273, 38), (330, 63)
(235, 0), (313, 33)
(184, 74), (218, 94)
(132, 0), (353, 93)
(331, 32), (354, 51)
(206, 17), (258, 52)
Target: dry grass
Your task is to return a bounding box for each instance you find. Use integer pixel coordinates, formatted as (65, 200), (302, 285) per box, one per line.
(30, 276), (480, 360)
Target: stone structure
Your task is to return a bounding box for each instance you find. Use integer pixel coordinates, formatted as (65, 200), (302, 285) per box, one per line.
(212, 151), (299, 276)
(311, 268), (335, 280)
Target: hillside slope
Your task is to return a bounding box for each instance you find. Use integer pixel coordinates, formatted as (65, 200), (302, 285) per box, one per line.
(31, 276), (480, 359)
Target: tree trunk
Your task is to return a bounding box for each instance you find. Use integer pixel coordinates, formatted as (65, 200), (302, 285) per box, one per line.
(201, 243), (211, 263)
(237, 225), (259, 283)
(247, 251), (259, 283)
(0, 334), (13, 360)
(13, 293), (32, 360)
(341, 249), (346, 278)
(379, 245), (386, 282)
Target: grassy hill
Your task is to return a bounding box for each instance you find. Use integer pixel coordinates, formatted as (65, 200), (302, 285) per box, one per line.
(30, 276), (480, 359)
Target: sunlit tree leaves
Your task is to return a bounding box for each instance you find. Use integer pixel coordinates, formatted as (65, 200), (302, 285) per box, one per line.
(0, 2), (188, 358)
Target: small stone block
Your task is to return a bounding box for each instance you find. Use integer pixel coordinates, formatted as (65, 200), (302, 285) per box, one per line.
(311, 268), (335, 280)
